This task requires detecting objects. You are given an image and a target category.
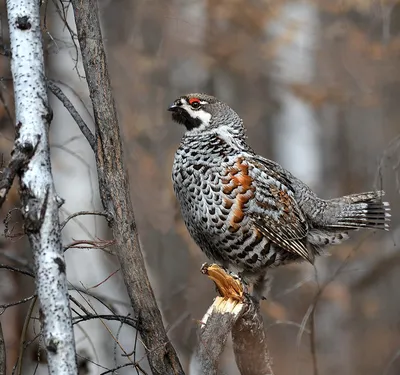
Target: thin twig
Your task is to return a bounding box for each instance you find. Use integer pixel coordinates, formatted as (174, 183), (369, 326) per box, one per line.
(69, 295), (91, 316)
(48, 79), (94, 125)
(68, 285), (127, 311)
(72, 314), (137, 330)
(87, 268), (119, 290)
(51, 0), (82, 76)
(47, 80), (95, 151)
(76, 284), (135, 363)
(0, 250), (33, 271)
(310, 306), (319, 375)
(114, 314), (128, 370)
(0, 264), (34, 278)
(295, 232), (373, 375)
(15, 296), (37, 375)
(0, 294), (36, 311)
(63, 239), (115, 255)
(99, 362), (148, 375)
(60, 210), (110, 230)
(383, 347), (400, 375)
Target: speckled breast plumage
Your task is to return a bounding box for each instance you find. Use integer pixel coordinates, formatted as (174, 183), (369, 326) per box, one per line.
(172, 133), (296, 278)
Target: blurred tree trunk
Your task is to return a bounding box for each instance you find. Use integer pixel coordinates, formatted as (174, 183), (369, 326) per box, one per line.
(266, 4), (353, 375)
(267, 2), (322, 191)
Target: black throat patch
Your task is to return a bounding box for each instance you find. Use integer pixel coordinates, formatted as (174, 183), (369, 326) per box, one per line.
(171, 108), (202, 131)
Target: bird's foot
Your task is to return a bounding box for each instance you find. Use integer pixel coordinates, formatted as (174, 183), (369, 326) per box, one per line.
(200, 263), (247, 300)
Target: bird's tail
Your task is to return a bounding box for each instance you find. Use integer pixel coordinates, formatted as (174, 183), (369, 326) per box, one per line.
(325, 191), (390, 231)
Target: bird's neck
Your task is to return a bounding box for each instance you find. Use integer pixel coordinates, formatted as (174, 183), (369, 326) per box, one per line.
(182, 125), (250, 155)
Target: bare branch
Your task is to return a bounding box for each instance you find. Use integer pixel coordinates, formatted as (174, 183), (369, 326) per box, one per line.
(309, 306), (319, 375)
(0, 294), (36, 310)
(63, 239), (115, 255)
(0, 263), (34, 278)
(60, 210), (110, 230)
(99, 362), (148, 375)
(15, 296), (37, 375)
(70, 1), (184, 374)
(0, 249), (33, 271)
(195, 264), (274, 375)
(6, 0), (77, 373)
(72, 314), (137, 330)
(47, 80), (95, 151)
(232, 303), (274, 375)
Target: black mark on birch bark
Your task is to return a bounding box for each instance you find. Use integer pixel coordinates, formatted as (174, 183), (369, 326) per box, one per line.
(46, 339), (58, 354)
(54, 257), (66, 274)
(15, 16), (31, 30)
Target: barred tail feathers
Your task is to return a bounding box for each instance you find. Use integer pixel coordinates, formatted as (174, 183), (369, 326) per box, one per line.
(327, 191), (390, 231)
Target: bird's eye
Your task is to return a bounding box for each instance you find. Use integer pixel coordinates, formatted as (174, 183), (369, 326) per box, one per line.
(188, 98), (201, 109)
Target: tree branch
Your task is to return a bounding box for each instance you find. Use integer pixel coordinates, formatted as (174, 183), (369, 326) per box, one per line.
(6, 1), (77, 373)
(70, 1), (184, 374)
(0, 263), (34, 278)
(16, 296), (37, 375)
(47, 80), (96, 151)
(60, 210), (110, 230)
(232, 300), (274, 375)
(0, 294), (36, 309)
(195, 264), (274, 375)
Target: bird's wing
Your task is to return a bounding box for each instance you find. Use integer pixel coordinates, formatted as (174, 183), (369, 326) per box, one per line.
(246, 156), (313, 263)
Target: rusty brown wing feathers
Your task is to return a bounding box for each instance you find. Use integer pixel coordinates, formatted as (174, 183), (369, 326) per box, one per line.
(247, 157), (313, 263)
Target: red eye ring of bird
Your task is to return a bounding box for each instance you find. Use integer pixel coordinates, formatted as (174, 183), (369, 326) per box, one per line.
(188, 97), (201, 108)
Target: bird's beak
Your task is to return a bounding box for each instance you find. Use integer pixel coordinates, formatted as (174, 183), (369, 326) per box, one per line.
(168, 103), (178, 112)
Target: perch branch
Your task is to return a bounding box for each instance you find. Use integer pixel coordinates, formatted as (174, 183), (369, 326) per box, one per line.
(70, 1), (184, 374)
(196, 264), (274, 375)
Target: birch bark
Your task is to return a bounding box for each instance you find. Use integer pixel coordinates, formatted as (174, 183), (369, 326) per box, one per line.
(6, 1), (77, 374)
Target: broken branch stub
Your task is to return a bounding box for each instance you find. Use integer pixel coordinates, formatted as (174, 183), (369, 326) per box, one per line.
(197, 264), (274, 375)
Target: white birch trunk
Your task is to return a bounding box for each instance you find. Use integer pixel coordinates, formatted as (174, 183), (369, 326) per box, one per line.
(6, 1), (77, 374)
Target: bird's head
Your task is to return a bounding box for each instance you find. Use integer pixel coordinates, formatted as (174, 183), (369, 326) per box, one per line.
(168, 93), (245, 137)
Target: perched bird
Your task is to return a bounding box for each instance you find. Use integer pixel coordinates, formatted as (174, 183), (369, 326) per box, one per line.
(169, 93), (390, 299)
